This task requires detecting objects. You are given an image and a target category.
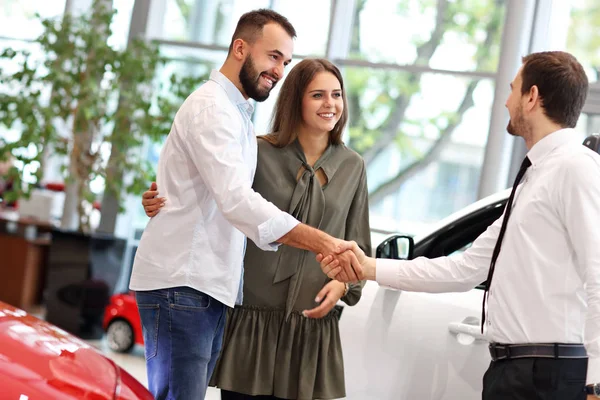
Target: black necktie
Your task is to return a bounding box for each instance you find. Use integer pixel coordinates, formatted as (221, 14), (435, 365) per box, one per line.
(481, 156), (531, 333)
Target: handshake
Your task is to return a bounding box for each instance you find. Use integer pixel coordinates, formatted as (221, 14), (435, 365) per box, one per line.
(317, 240), (376, 283)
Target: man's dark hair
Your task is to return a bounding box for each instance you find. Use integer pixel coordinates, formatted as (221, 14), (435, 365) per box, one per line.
(521, 51), (589, 128)
(228, 9), (296, 54)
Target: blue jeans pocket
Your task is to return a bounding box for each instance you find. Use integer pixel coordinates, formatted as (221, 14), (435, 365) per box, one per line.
(172, 291), (210, 311)
(137, 302), (160, 361)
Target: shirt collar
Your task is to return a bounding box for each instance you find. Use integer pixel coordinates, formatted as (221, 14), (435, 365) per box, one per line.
(209, 69), (254, 116)
(526, 128), (576, 166)
(284, 139), (344, 183)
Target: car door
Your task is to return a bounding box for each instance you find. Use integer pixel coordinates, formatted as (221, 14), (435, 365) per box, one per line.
(340, 197), (506, 400)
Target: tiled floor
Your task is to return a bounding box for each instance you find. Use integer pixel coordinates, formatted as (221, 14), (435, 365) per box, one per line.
(87, 338), (222, 399)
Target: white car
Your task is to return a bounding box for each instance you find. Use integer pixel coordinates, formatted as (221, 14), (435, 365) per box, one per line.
(340, 189), (507, 399)
(340, 134), (600, 399)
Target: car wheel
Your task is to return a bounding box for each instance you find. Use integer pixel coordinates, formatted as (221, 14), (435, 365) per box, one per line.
(106, 319), (135, 353)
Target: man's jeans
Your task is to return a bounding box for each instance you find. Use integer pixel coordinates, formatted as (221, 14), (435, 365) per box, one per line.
(135, 286), (226, 400)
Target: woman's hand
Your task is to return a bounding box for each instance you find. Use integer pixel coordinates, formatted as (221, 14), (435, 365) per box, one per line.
(142, 182), (165, 217)
(302, 280), (347, 319)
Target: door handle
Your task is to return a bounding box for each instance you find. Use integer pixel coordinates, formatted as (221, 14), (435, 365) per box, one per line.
(448, 316), (486, 342)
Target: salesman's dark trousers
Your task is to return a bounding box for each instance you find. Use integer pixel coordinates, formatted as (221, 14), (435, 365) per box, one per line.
(482, 358), (587, 399)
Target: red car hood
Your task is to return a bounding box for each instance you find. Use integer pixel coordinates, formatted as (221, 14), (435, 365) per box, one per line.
(0, 301), (119, 398)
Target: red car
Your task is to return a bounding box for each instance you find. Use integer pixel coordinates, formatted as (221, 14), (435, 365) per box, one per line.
(103, 292), (144, 353)
(0, 301), (152, 399)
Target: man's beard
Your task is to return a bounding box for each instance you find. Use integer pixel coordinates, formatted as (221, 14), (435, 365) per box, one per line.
(506, 109), (528, 137)
(507, 119), (518, 136)
(239, 56), (275, 102)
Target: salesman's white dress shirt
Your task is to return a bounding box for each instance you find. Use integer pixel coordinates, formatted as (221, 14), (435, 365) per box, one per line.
(376, 128), (600, 383)
(130, 70), (299, 307)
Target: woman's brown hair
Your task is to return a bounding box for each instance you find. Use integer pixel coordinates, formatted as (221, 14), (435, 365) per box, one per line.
(262, 58), (348, 147)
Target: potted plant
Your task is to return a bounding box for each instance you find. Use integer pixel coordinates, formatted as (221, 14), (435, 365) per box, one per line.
(0, 1), (209, 337)
(0, 1), (207, 233)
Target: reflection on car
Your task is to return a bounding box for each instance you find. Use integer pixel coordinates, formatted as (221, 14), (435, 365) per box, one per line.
(0, 301), (152, 399)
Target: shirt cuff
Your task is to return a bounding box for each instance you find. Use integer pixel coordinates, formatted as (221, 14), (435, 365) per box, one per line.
(375, 258), (403, 290)
(587, 356), (600, 384)
(257, 212), (300, 251)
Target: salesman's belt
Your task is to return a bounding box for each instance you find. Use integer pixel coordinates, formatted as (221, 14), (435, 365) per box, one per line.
(489, 343), (587, 361)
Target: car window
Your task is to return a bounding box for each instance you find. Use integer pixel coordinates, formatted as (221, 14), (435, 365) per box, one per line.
(449, 242), (473, 257)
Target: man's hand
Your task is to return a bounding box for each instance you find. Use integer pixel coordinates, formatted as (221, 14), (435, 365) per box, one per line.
(277, 226), (363, 281)
(323, 239), (363, 282)
(317, 241), (375, 282)
(302, 280), (346, 319)
(142, 182), (165, 217)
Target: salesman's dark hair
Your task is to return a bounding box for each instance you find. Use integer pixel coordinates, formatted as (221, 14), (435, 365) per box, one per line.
(520, 51), (588, 128)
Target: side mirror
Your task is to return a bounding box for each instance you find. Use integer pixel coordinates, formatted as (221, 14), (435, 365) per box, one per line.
(376, 235), (414, 260)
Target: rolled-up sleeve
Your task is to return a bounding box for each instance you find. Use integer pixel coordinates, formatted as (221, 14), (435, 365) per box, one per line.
(184, 103), (299, 250)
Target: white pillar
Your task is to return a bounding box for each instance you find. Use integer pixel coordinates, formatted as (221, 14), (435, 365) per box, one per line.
(64, 0), (94, 15)
(145, 0), (167, 38)
(326, 0), (356, 60)
(504, 0), (575, 187)
(326, 0), (355, 143)
(477, 0), (537, 198)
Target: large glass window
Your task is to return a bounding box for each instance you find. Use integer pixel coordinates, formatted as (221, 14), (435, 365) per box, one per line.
(271, 0), (332, 56)
(110, 0), (136, 50)
(1, 0), (517, 242)
(4, 0), (600, 250)
(567, 0), (600, 143)
(342, 0), (506, 236)
(566, 0), (600, 83)
(0, 0), (67, 41)
(575, 113), (600, 141)
(351, 71), (495, 234)
(158, 0), (332, 56)
(130, 0), (507, 237)
(349, 0), (505, 73)
(161, 0), (270, 44)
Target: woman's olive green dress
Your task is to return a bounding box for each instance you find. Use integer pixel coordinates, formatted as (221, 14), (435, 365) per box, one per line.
(210, 139), (371, 399)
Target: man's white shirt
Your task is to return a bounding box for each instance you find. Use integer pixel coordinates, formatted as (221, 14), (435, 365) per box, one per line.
(376, 128), (600, 383)
(130, 70), (299, 307)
